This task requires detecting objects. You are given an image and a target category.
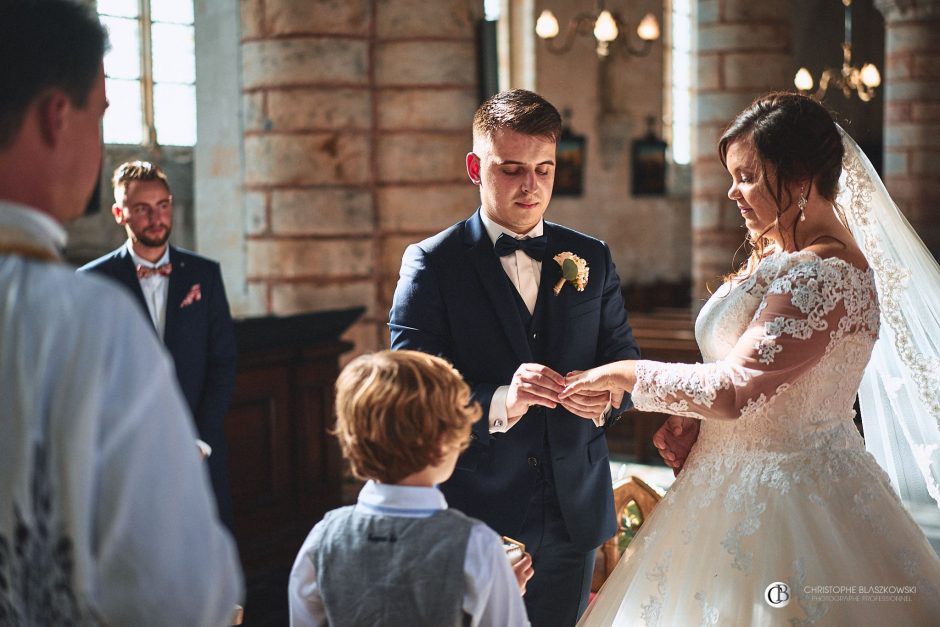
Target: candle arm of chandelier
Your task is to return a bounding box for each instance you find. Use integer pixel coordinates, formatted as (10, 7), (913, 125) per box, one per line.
(540, 12), (602, 55)
(791, 0), (879, 102)
(536, 10), (659, 58)
(610, 30), (654, 57)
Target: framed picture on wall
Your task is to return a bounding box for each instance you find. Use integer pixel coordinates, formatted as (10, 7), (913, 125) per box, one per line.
(631, 118), (667, 196)
(554, 130), (586, 197)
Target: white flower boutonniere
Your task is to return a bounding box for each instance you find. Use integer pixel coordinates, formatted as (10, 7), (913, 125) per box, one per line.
(552, 252), (589, 295)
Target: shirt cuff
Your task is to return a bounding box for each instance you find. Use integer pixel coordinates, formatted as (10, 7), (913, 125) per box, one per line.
(595, 401), (613, 428)
(488, 386), (511, 433)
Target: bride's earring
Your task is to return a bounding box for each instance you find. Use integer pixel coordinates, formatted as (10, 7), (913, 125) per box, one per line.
(798, 186), (807, 222)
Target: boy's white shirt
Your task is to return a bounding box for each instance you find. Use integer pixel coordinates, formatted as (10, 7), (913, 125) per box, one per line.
(288, 481), (530, 627)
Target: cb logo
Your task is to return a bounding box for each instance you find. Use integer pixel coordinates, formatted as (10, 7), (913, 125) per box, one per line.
(764, 582), (791, 608)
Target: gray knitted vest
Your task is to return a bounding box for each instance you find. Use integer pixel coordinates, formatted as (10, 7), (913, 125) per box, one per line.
(312, 506), (475, 626)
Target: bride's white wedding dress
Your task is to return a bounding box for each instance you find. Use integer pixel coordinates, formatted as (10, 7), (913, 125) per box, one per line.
(580, 250), (940, 626)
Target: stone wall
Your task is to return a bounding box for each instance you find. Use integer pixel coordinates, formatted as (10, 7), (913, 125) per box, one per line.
(691, 0), (795, 300)
(237, 0), (483, 353)
(875, 0), (940, 255)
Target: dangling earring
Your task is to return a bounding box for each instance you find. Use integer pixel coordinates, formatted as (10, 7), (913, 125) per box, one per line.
(798, 186), (807, 222)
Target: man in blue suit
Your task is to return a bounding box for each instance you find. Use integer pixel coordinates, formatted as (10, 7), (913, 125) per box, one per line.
(389, 90), (640, 626)
(79, 161), (237, 530)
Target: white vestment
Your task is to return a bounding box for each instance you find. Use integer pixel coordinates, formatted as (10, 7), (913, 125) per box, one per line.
(0, 202), (243, 626)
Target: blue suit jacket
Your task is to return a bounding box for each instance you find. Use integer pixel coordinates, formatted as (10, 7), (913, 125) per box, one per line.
(78, 245), (237, 527)
(389, 210), (640, 552)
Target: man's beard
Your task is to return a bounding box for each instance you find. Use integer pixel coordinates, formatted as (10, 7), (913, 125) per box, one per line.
(136, 225), (171, 248)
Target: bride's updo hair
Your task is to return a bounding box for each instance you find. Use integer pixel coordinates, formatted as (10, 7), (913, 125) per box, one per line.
(718, 92), (843, 274)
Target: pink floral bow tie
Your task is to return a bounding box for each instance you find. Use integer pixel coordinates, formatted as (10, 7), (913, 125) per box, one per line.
(136, 263), (172, 279)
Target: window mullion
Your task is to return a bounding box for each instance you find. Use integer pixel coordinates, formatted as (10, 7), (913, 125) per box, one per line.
(139, 0), (156, 146)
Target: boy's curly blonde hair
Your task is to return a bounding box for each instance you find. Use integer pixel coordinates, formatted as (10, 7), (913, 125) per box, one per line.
(334, 350), (481, 484)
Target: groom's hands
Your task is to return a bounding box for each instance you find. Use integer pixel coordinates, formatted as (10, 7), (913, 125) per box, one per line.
(505, 363), (566, 425)
(560, 369), (619, 422)
(505, 363), (612, 424)
(558, 388), (612, 420)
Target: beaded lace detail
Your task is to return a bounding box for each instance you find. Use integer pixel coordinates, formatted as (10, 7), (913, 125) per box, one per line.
(634, 252), (878, 431)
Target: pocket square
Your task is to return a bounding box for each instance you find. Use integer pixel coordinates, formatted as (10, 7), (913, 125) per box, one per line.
(180, 283), (202, 308)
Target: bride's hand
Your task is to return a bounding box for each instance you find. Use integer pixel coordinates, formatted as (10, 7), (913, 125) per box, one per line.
(559, 361), (634, 399)
(653, 415), (700, 475)
(556, 373), (610, 419)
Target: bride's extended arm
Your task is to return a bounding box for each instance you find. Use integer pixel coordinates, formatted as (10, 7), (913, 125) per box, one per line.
(562, 261), (872, 421)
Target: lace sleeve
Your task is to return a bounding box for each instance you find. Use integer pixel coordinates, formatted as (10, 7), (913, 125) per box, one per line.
(632, 258), (876, 420)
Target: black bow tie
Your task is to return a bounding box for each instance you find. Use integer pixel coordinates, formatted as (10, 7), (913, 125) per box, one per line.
(494, 233), (548, 261)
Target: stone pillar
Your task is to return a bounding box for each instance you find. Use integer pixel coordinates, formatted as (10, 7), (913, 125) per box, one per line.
(691, 0), (794, 301)
(239, 0), (480, 354)
(875, 0), (940, 255)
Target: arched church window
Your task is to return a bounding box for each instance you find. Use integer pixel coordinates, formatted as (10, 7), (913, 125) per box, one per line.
(97, 0), (196, 147)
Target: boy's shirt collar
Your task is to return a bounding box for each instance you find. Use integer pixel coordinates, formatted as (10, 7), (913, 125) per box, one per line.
(355, 480), (448, 518)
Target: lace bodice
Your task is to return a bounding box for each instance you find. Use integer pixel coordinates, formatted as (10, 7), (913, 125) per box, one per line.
(633, 251), (880, 453)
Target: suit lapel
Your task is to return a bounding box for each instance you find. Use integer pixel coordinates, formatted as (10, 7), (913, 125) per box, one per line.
(163, 246), (187, 347)
(465, 211), (532, 363)
(533, 224), (569, 366)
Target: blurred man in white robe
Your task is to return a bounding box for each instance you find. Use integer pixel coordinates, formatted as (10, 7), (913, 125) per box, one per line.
(0, 2), (242, 625)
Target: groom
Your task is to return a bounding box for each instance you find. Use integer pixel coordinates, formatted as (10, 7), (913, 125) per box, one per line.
(389, 89), (639, 625)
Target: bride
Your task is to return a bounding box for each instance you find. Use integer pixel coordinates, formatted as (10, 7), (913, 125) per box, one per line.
(563, 93), (940, 625)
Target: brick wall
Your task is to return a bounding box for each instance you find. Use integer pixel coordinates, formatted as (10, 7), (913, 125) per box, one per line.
(239, 0), (482, 354)
(692, 0), (794, 300)
(876, 0), (940, 254)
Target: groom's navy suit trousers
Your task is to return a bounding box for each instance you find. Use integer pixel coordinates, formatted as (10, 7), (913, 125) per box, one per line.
(390, 209), (640, 626)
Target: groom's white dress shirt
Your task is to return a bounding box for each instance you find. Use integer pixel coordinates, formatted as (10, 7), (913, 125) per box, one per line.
(0, 201), (242, 625)
(480, 212), (543, 433)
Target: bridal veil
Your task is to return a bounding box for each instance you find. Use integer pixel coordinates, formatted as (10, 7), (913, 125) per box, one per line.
(837, 128), (940, 508)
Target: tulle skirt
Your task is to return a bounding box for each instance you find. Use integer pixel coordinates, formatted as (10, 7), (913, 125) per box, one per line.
(579, 444), (940, 626)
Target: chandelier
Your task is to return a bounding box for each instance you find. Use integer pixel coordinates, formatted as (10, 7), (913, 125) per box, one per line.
(794, 0), (881, 101)
(535, 3), (660, 58)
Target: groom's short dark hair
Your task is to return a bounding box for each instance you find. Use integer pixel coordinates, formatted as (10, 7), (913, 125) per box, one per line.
(0, 0), (108, 149)
(473, 89), (562, 144)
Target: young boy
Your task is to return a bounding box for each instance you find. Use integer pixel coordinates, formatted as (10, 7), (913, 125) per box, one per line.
(288, 350), (532, 627)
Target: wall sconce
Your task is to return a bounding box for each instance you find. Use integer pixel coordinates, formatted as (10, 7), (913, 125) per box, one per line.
(794, 0), (881, 101)
(535, 4), (660, 58)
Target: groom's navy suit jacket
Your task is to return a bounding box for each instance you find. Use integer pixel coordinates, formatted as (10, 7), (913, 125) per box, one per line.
(79, 245), (237, 527)
(390, 209), (640, 552)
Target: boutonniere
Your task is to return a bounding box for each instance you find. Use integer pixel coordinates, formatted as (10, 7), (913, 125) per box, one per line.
(552, 252), (589, 295)
(180, 283), (202, 308)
